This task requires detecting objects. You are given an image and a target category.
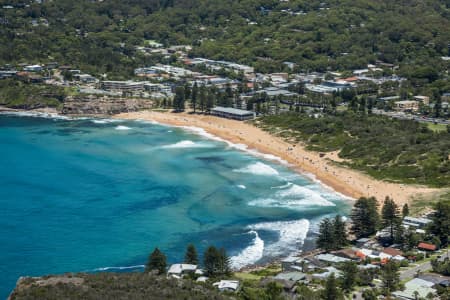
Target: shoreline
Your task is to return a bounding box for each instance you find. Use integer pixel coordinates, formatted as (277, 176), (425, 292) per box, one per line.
(115, 110), (441, 207)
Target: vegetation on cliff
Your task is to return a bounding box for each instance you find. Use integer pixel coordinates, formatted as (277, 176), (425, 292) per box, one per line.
(257, 111), (450, 187)
(9, 273), (233, 300)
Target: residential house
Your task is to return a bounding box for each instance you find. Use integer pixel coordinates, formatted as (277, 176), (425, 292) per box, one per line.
(417, 242), (437, 252)
(331, 248), (361, 260)
(402, 216), (432, 229)
(312, 267), (342, 280)
(23, 65), (42, 72)
(315, 253), (351, 264)
(213, 280), (240, 292)
(167, 263), (199, 278)
(392, 278), (436, 300)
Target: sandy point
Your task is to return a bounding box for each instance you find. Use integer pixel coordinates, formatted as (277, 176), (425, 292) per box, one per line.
(114, 110), (442, 207)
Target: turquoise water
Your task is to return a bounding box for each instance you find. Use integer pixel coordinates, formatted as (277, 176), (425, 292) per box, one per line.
(0, 113), (351, 298)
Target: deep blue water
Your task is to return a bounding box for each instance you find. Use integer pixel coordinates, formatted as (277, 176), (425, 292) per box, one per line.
(0, 114), (351, 298)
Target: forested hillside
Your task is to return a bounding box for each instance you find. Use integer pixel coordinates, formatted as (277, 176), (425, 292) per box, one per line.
(0, 0), (449, 77)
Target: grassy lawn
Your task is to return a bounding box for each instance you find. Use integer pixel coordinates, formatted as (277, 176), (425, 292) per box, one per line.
(426, 122), (448, 132)
(409, 190), (450, 215)
(233, 272), (262, 281)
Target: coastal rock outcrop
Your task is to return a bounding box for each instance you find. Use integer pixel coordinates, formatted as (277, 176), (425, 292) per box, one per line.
(61, 96), (153, 115)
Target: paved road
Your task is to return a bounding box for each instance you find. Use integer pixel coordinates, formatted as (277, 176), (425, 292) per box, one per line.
(400, 250), (450, 280)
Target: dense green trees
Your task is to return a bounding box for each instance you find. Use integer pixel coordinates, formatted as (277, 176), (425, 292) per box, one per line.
(173, 86), (186, 111)
(203, 246), (231, 277)
(184, 244), (199, 265)
(191, 82), (198, 113)
(431, 258), (450, 276)
(316, 215), (347, 251)
(146, 247), (167, 274)
(259, 112), (450, 187)
(428, 200), (450, 246)
(321, 273), (343, 300)
(340, 261), (358, 292)
(380, 261), (401, 296)
(350, 197), (380, 238)
(1, 0), (449, 82)
(381, 197), (400, 241)
(0, 79), (66, 108)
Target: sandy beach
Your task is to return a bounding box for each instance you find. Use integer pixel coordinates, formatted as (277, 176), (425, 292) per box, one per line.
(115, 110), (439, 207)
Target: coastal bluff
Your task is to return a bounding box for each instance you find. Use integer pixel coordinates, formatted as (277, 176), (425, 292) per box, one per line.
(8, 273), (233, 300)
(61, 96), (153, 115)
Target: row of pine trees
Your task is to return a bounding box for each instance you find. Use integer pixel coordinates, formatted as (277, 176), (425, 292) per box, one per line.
(146, 244), (231, 277)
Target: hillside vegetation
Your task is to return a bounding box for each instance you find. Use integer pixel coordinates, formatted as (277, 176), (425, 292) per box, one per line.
(9, 273), (233, 300)
(0, 0), (449, 78)
(257, 112), (450, 187)
(0, 79), (67, 109)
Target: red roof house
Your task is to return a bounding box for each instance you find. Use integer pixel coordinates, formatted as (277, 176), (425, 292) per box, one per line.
(417, 242), (437, 251)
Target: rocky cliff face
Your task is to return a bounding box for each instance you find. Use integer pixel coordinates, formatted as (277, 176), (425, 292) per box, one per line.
(61, 96), (153, 115)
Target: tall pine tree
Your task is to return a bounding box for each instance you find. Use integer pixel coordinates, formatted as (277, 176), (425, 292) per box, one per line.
(146, 247), (167, 274)
(381, 260), (400, 296)
(381, 196), (400, 241)
(184, 243), (198, 265)
(350, 197), (380, 238)
(191, 82), (198, 113)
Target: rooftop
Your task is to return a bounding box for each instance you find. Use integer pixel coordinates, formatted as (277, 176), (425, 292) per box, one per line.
(392, 278), (436, 300)
(274, 272), (306, 282)
(417, 242), (437, 251)
(211, 106), (254, 116)
(167, 264), (197, 274)
(213, 280), (240, 291)
(315, 253), (351, 263)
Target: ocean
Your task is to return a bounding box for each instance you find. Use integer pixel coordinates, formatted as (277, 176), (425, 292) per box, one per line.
(0, 113), (351, 298)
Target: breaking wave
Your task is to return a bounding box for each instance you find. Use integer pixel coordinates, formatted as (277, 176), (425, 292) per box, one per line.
(234, 162), (279, 176)
(249, 183), (336, 209)
(92, 119), (121, 124)
(115, 125), (132, 130)
(161, 140), (213, 149)
(249, 219), (310, 257)
(230, 230), (264, 269)
(90, 265), (145, 272)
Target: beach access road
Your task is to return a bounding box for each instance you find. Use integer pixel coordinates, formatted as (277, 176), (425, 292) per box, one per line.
(400, 249), (450, 280)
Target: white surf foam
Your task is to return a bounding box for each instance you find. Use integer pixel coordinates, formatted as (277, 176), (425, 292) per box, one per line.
(161, 140), (213, 149)
(230, 230), (264, 269)
(234, 162), (279, 176)
(237, 184), (247, 189)
(248, 219), (309, 257)
(92, 119), (122, 124)
(91, 264), (145, 272)
(277, 184), (335, 206)
(115, 125), (132, 130)
(271, 182), (293, 189)
(1, 111), (73, 120)
(177, 126), (289, 165)
(249, 183), (336, 209)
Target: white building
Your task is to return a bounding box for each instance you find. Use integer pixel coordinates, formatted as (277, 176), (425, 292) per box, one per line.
(213, 280), (240, 292)
(167, 264), (198, 277)
(101, 81), (145, 92)
(402, 216), (432, 228)
(23, 65), (42, 72)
